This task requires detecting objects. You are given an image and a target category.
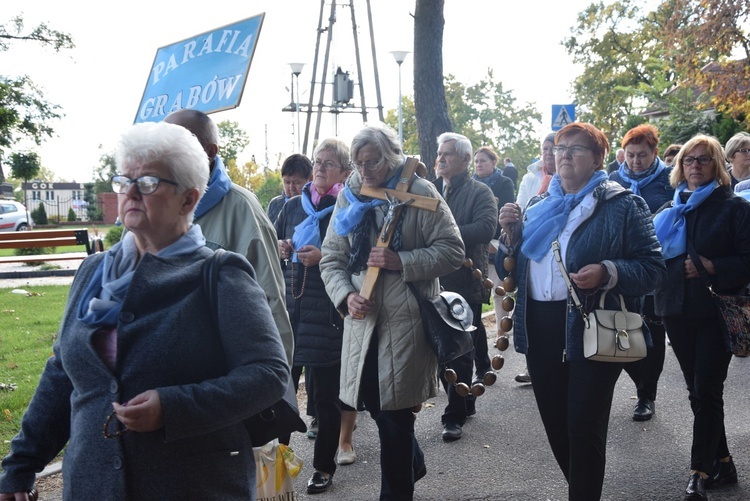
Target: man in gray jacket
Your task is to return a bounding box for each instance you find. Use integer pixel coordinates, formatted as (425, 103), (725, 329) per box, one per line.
(433, 133), (497, 441)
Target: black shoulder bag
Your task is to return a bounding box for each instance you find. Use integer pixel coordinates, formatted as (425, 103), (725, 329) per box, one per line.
(203, 249), (307, 446)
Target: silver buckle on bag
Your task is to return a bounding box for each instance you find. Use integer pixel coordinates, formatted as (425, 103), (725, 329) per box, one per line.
(616, 329), (630, 351)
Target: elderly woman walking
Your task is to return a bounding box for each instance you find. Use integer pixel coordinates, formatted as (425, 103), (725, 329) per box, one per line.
(0, 122), (289, 500)
(320, 125), (464, 500)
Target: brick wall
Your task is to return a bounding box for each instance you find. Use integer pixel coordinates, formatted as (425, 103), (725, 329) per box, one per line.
(98, 193), (118, 224)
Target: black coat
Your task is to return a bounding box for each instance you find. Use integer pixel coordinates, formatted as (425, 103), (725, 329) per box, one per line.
(474, 170), (515, 239)
(434, 172), (497, 303)
(655, 186), (750, 318)
(275, 187), (343, 366)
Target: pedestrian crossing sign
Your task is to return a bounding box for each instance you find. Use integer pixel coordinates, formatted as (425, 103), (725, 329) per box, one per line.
(551, 104), (575, 131)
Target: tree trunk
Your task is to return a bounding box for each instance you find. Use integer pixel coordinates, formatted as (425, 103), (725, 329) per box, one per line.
(413, 0), (452, 180)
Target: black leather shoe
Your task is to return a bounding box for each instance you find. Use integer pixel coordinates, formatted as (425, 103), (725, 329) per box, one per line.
(414, 462), (427, 482)
(632, 398), (655, 421)
(706, 457), (737, 488)
(307, 471), (333, 494)
(515, 368), (531, 384)
(684, 472), (707, 500)
(442, 422), (463, 441)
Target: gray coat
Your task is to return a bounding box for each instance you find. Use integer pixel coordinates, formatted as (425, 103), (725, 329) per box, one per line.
(320, 168), (465, 410)
(0, 248), (289, 500)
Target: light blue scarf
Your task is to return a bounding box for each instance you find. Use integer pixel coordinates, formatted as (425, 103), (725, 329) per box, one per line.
(521, 170), (608, 262)
(617, 157), (666, 196)
(291, 184), (335, 262)
(653, 180), (719, 260)
(332, 164), (406, 236)
(77, 225), (206, 327)
(194, 156), (232, 219)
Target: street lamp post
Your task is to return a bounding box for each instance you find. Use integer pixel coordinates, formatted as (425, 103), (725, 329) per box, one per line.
(390, 51), (410, 146)
(289, 63), (305, 153)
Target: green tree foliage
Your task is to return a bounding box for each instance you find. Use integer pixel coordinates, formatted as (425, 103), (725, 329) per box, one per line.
(8, 151), (41, 182)
(92, 151), (116, 194)
(217, 120), (249, 166)
(385, 71), (542, 175)
(67, 207), (77, 222)
(31, 202), (47, 225)
(0, 16), (74, 156)
(564, 0), (678, 144)
(254, 171), (282, 210)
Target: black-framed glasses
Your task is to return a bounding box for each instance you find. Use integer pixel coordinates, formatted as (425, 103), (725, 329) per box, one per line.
(682, 155), (713, 166)
(552, 145), (592, 157)
(112, 175), (179, 195)
(103, 410), (129, 439)
(350, 159), (383, 171)
(313, 159), (343, 171)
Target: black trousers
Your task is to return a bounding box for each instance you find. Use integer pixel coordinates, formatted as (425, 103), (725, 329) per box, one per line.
(470, 302), (491, 377)
(439, 349), (474, 426)
(361, 331), (425, 501)
(308, 364), (342, 476)
(663, 315), (732, 473)
(525, 299), (623, 501)
(623, 295), (666, 401)
(292, 364), (316, 417)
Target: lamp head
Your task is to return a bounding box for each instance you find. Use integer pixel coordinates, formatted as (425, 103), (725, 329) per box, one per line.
(390, 51), (410, 65)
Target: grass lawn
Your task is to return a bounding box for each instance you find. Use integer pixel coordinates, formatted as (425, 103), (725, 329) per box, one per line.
(0, 285), (70, 462)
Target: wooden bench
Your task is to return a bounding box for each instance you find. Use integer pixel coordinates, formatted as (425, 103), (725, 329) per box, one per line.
(0, 229), (102, 264)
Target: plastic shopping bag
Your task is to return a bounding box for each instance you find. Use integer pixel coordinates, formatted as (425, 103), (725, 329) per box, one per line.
(254, 439), (303, 501)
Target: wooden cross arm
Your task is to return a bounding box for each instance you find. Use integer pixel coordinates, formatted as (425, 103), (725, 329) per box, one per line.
(359, 185), (440, 212)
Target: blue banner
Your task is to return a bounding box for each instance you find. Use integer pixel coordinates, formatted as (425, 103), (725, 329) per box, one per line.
(135, 14), (265, 123)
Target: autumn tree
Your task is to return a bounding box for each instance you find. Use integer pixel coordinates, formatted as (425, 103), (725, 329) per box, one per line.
(0, 16), (74, 158)
(564, 0), (678, 143)
(413, 0), (452, 178)
(217, 120), (249, 166)
(664, 0), (750, 125)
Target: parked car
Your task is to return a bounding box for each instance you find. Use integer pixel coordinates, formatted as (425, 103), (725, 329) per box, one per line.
(0, 200), (32, 231)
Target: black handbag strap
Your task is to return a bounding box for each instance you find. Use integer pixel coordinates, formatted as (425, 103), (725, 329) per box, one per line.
(202, 248), (227, 327)
(685, 240), (716, 293)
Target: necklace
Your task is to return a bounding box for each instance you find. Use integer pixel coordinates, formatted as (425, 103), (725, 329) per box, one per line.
(290, 262), (308, 300)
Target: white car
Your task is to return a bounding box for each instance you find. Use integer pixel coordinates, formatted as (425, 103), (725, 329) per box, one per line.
(0, 200), (32, 232)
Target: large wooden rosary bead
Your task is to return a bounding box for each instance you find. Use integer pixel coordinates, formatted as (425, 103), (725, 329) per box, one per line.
(455, 382), (471, 397)
(483, 371), (497, 386)
(470, 383), (485, 397)
(495, 336), (510, 351)
(444, 368), (457, 384)
(502, 296), (515, 312)
(503, 275), (517, 293)
(491, 355), (505, 370)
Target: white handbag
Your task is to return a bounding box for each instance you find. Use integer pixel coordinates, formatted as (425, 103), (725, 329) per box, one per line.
(552, 241), (646, 363)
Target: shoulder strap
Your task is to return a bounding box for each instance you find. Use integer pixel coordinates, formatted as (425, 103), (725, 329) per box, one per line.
(686, 240), (714, 291)
(202, 249), (227, 327)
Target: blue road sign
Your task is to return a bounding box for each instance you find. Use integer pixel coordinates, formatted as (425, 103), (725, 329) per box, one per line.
(551, 104), (575, 131)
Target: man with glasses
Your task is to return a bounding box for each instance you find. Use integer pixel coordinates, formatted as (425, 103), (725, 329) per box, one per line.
(163, 109), (294, 368)
(433, 132), (497, 441)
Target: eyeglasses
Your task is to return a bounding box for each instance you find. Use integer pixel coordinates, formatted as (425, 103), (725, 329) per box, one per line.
(735, 148), (750, 155)
(552, 145), (592, 157)
(112, 175), (179, 195)
(103, 410), (128, 439)
(682, 156), (713, 166)
(314, 159), (343, 171)
(351, 159), (383, 171)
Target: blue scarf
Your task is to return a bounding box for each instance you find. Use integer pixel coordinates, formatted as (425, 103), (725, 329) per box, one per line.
(333, 164), (406, 236)
(473, 168), (505, 188)
(617, 158), (666, 196)
(77, 225), (206, 327)
(521, 170), (608, 262)
(291, 183), (335, 262)
(194, 156), (232, 219)
(653, 180), (719, 260)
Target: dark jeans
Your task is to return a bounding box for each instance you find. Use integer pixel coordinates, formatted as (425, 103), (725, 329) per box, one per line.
(663, 315), (732, 473)
(439, 349), (474, 426)
(623, 295), (666, 401)
(308, 364), (342, 476)
(361, 331), (425, 501)
(470, 302), (491, 377)
(525, 299), (623, 501)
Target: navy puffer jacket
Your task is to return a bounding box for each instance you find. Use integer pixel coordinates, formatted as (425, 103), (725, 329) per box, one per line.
(275, 188), (343, 367)
(495, 180), (666, 361)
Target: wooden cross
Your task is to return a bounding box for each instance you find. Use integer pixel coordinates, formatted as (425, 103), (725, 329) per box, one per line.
(357, 157), (440, 304)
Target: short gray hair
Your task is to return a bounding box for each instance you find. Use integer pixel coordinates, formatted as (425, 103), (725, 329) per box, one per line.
(437, 132), (473, 159)
(350, 124), (404, 171)
(114, 122), (209, 220)
(315, 137), (352, 172)
(725, 131), (750, 161)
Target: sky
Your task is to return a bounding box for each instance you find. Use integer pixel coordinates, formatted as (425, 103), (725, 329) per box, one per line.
(2, 0), (594, 183)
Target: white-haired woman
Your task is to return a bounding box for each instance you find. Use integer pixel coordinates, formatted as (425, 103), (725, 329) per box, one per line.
(0, 122), (289, 500)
